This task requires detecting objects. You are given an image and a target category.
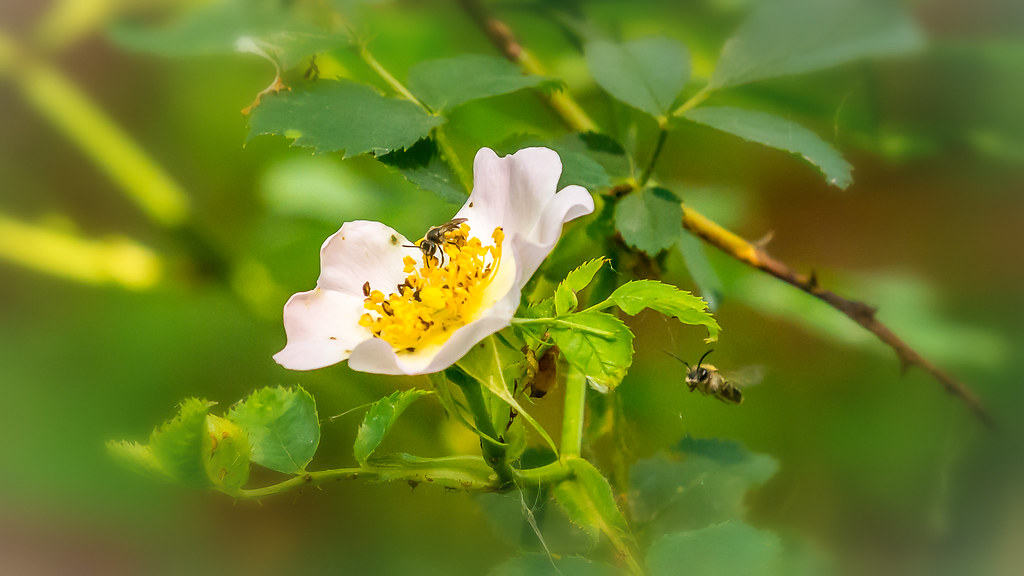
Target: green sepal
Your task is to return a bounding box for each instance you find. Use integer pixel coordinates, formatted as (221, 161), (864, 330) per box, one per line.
(457, 336), (558, 454)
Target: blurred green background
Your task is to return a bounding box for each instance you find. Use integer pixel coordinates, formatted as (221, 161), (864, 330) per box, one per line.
(1, 0), (1022, 574)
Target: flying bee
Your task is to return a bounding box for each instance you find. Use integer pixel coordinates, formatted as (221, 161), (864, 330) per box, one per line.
(665, 349), (762, 405)
(405, 218), (468, 267)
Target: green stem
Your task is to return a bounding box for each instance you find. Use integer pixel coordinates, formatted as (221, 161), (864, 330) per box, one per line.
(359, 45), (424, 108)
(672, 86), (712, 117)
(511, 317), (614, 337)
(638, 126), (668, 187)
(433, 126), (474, 194)
(236, 455), (499, 500)
(512, 460), (572, 486)
(561, 368), (587, 457)
(448, 369), (515, 486)
(356, 43), (472, 195)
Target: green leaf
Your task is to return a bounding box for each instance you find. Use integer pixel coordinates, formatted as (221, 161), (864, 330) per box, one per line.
(554, 259), (605, 316)
(647, 522), (783, 576)
(353, 389), (430, 466)
(682, 107), (853, 189)
(457, 336), (558, 454)
(548, 311), (634, 393)
(553, 458), (636, 564)
(608, 280), (720, 342)
(489, 553), (617, 576)
(614, 187), (683, 254)
(248, 80), (444, 158)
(378, 138), (467, 203)
(203, 415), (250, 493)
(107, 440), (167, 481)
(709, 0), (924, 90)
(585, 37), (691, 119)
(148, 398), (214, 488)
(630, 438), (778, 534)
(408, 55), (547, 112)
(228, 386), (319, 474)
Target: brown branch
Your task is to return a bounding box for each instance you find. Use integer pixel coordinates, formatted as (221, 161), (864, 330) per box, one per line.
(457, 0), (995, 429)
(680, 207), (994, 428)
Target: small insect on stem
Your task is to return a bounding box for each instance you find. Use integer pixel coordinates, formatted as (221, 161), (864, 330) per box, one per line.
(404, 218), (468, 267)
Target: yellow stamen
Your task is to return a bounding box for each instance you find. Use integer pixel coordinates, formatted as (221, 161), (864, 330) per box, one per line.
(359, 224), (503, 353)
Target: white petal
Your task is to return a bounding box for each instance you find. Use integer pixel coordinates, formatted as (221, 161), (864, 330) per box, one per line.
(274, 288), (370, 370)
(514, 184), (594, 280)
(455, 147), (564, 243)
(317, 220), (416, 297)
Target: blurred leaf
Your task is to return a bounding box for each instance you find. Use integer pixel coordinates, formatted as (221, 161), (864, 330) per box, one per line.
(647, 521), (783, 576)
(676, 231), (723, 311)
(261, 156), (380, 222)
(378, 138), (467, 203)
(549, 311), (634, 393)
(203, 415), (251, 493)
(354, 389), (430, 466)
(553, 458), (634, 552)
(586, 37), (691, 119)
(608, 280), (720, 342)
(489, 553), (617, 576)
(682, 107), (852, 189)
(709, 0), (924, 90)
(106, 440), (167, 481)
(248, 80), (444, 158)
(408, 55), (548, 112)
(630, 438), (778, 534)
(109, 0), (345, 68)
(236, 30), (350, 72)
(555, 258), (606, 316)
(614, 187), (683, 254)
(228, 386), (319, 474)
(148, 398), (214, 488)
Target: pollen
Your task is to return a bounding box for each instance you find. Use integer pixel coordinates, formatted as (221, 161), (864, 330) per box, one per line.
(360, 223), (503, 353)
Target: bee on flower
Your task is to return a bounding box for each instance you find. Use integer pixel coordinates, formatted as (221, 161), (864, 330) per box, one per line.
(273, 147), (594, 375)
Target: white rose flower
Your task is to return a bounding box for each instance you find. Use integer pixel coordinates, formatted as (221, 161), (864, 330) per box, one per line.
(273, 147), (594, 375)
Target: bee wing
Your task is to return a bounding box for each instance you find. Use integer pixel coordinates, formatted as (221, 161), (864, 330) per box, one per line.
(720, 366), (764, 388)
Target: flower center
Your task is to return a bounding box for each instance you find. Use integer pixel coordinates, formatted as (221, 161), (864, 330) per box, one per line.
(359, 223), (504, 353)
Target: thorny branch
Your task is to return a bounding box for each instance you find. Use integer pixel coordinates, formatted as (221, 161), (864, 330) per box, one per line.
(457, 0), (994, 428)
